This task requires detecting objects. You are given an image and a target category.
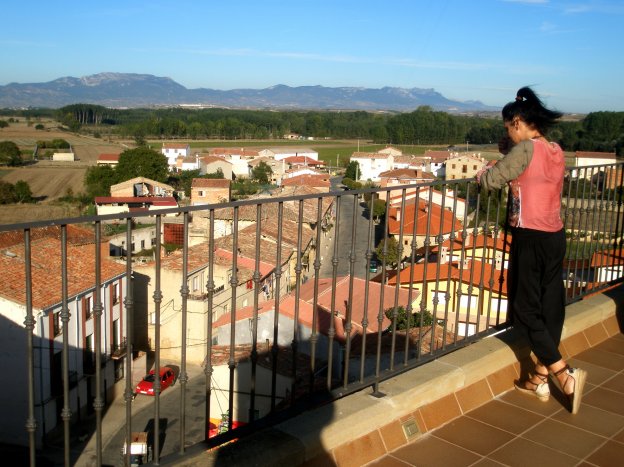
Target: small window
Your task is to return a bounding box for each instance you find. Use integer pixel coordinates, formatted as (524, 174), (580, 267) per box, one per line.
(462, 165), (467, 173)
(141, 240), (145, 250)
(112, 283), (119, 305)
(53, 312), (62, 336)
(85, 296), (92, 320)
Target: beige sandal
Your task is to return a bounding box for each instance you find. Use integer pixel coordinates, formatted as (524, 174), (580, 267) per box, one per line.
(553, 365), (587, 414)
(514, 372), (550, 402)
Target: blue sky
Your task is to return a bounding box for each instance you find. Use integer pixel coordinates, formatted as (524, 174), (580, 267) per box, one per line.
(1, 0), (622, 113)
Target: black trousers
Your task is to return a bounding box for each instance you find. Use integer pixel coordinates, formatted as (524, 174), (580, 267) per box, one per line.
(509, 227), (566, 366)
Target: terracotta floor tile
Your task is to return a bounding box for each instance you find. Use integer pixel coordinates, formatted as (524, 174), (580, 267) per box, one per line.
(419, 393), (461, 431)
(585, 439), (624, 466)
(432, 416), (514, 456)
(488, 437), (580, 467)
(390, 435), (481, 467)
(601, 372), (624, 394)
(379, 420), (408, 452)
(583, 322), (609, 347)
(551, 403), (624, 438)
(566, 357), (618, 386)
(455, 378), (492, 413)
(497, 386), (565, 416)
(583, 386), (624, 416)
(366, 454), (412, 467)
(574, 347), (624, 371)
(469, 458), (507, 467)
(561, 332), (591, 357)
(465, 400), (546, 435)
(521, 418), (606, 459)
(593, 336), (624, 356)
(333, 431), (386, 467)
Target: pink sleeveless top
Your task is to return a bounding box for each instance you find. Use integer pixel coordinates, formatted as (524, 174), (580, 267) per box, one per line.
(508, 139), (564, 232)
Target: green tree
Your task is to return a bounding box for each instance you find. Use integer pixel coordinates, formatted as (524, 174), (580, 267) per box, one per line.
(344, 161), (360, 181)
(0, 181), (16, 204)
(13, 180), (33, 203)
(385, 306), (433, 331)
(375, 236), (400, 267)
(0, 120), (9, 128)
(251, 161), (273, 184)
(84, 165), (118, 198)
(116, 147), (169, 183)
(0, 141), (22, 166)
(205, 168), (225, 179)
(368, 198), (386, 221)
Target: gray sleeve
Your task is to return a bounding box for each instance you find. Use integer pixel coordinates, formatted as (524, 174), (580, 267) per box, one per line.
(479, 140), (534, 191)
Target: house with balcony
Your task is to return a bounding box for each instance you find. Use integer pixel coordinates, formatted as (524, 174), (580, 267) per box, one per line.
(280, 173), (331, 191)
(260, 147), (318, 162)
(432, 230), (511, 269)
(377, 146), (402, 158)
(211, 275), (418, 383)
(387, 198), (464, 253)
(393, 154), (430, 171)
(190, 178), (231, 206)
(175, 154), (201, 171)
(135, 217), (313, 364)
(108, 225), (157, 256)
(96, 177), (178, 219)
(248, 156), (284, 184)
(210, 148), (260, 179)
(190, 189), (333, 243)
(445, 153), (487, 180)
(424, 150), (453, 177)
(387, 186), (468, 223)
(134, 241), (274, 364)
(350, 151), (394, 182)
(282, 155), (325, 170)
(96, 153), (120, 167)
(161, 142), (190, 170)
(387, 253), (508, 336)
(199, 154), (234, 179)
(110, 177), (174, 198)
(0, 236), (126, 447)
(378, 168), (436, 201)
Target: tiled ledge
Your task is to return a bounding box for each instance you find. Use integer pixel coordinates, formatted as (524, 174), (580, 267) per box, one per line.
(169, 286), (623, 466)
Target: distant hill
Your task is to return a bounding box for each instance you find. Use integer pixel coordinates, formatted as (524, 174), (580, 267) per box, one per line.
(0, 72), (498, 112)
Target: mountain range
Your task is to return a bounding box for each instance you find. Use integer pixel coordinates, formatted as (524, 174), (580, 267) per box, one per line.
(0, 72), (498, 112)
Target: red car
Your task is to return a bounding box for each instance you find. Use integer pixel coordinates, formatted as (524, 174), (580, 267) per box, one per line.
(134, 367), (175, 397)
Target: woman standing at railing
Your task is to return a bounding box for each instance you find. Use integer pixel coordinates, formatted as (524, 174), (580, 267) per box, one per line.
(476, 86), (586, 414)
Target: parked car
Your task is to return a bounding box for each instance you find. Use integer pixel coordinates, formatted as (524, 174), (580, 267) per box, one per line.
(134, 367), (175, 397)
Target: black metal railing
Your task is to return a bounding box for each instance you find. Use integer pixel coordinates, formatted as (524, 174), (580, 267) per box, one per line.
(0, 163), (622, 466)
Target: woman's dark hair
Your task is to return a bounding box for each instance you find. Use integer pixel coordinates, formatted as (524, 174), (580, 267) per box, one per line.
(502, 86), (562, 135)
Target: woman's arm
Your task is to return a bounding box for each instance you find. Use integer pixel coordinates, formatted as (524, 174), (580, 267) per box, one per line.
(478, 140), (534, 190)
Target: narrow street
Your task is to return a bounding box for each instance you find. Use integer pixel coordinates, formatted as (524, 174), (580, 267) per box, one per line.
(319, 177), (379, 279)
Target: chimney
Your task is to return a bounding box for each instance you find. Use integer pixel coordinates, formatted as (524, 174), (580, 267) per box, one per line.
(395, 207), (401, 222)
(495, 256), (502, 270)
